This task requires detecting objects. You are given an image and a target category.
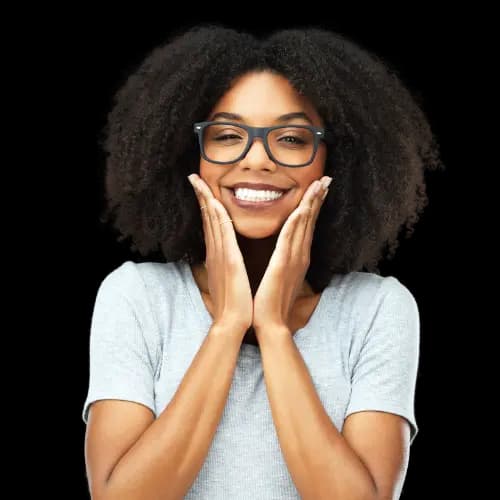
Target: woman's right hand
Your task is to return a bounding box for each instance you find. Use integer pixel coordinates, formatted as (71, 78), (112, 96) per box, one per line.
(188, 174), (253, 336)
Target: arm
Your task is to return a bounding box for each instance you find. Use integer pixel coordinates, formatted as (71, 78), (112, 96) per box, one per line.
(85, 323), (244, 500)
(257, 328), (410, 500)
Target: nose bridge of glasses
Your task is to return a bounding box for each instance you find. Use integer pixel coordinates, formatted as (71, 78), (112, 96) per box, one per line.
(245, 126), (267, 147)
(244, 126), (269, 154)
(250, 126), (268, 140)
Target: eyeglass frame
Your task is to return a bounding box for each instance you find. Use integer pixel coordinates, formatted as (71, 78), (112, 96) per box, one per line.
(193, 121), (329, 168)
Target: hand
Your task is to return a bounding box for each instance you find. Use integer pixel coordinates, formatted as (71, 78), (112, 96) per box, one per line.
(188, 174), (253, 336)
(252, 176), (332, 335)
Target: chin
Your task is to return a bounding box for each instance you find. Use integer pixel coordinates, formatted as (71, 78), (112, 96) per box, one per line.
(233, 221), (282, 239)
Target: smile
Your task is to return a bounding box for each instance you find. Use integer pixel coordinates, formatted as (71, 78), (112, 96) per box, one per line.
(225, 188), (291, 210)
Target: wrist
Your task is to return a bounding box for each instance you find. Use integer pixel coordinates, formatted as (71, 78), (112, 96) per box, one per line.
(254, 324), (291, 339)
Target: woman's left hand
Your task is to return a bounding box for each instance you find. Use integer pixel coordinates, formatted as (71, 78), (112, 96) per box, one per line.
(252, 176), (332, 336)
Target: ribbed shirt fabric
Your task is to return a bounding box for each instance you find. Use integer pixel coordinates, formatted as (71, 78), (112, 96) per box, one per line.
(82, 260), (420, 499)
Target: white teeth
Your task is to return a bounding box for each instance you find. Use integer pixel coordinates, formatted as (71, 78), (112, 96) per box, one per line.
(234, 188), (284, 202)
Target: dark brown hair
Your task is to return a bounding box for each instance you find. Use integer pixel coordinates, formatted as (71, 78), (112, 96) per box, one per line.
(100, 24), (444, 292)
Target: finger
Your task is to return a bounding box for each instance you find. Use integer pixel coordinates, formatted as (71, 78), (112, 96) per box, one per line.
(274, 177), (318, 258)
(273, 205), (302, 263)
(192, 176), (237, 273)
(210, 197), (243, 268)
(190, 174), (221, 262)
(188, 175), (211, 253)
(189, 174), (218, 264)
(293, 179), (322, 261)
(303, 176), (331, 252)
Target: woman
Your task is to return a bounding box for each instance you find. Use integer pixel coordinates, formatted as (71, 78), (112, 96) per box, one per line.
(83, 24), (443, 499)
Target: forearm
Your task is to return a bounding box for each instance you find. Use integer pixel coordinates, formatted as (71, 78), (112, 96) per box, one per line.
(257, 328), (377, 500)
(103, 324), (243, 500)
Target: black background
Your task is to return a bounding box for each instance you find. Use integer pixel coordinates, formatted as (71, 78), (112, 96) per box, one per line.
(32, 8), (479, 499)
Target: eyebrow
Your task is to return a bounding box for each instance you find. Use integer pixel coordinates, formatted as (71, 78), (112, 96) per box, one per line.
(209, 111), (314, 125)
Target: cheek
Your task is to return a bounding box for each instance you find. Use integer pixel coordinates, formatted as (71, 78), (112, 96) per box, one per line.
(296, 152), (326, 184)
(199, 167), (224, 198)
(295, 170), (321, 189)
(289, 161), (325, 202)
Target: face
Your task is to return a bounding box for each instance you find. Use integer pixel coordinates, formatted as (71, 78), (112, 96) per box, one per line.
(198, 71), (327, 239)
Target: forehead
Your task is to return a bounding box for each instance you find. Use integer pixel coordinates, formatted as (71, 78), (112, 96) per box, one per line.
(209, 71), (322, 126)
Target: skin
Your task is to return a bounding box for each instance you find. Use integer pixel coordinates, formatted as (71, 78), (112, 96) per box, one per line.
(192, 71), (327, 319)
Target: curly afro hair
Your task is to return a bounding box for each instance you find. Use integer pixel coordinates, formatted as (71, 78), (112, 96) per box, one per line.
(99, 24), (444, 293)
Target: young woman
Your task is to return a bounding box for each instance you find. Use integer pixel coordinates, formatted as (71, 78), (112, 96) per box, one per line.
(83, 25), (443, 499)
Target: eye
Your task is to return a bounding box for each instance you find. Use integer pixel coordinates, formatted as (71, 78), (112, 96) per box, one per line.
(214, 134), (243, 141)
(278, 135), (306, 145)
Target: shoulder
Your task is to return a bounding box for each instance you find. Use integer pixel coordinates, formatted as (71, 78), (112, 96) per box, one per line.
(328, 271), (419, 342)
(333, 271), (417, 310)
(98, 260), (186, 297)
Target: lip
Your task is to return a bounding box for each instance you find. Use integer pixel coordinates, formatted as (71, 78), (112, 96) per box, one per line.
(229, 183), (290, 192)
(225, 187), (291, 210)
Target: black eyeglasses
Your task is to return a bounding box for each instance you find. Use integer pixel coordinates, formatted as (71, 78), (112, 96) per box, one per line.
(193, 121), (328, 167)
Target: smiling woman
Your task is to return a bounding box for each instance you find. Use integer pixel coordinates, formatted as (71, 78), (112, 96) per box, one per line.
(83, 24), (444, 500)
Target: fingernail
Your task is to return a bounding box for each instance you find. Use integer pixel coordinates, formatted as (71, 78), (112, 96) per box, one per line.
(313, 181), (322, 195)
(321, 177), (333, 190)
(188, 175), (199, 190)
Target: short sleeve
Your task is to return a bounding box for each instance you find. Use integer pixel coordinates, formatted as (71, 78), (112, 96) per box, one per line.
(345, 277), (420, 445)
(82, 261), (161, 424)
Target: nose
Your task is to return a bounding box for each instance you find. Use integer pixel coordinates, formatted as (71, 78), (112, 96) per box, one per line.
(240, 137), (276, 169)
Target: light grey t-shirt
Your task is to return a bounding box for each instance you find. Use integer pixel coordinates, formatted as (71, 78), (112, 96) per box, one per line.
(82, 260), (420, 499)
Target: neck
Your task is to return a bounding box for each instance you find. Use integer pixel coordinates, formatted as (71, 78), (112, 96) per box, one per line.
(236, 232), (278, 296)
